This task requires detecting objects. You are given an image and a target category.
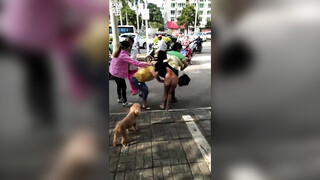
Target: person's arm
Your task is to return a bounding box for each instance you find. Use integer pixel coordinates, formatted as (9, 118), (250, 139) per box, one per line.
(150, 69), (164, 83)
(181, 60), (188, 71)
(122, 55), (148, 68)
(155, 41), (162, 53)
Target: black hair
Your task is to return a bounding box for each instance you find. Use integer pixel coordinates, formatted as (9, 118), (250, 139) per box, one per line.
(113, 41), (131, 58)
(171, 42), (183, 51)
(126, 36), (134, 44)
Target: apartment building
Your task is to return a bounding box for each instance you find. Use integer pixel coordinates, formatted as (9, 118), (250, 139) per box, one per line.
(164, 0), (211, 28)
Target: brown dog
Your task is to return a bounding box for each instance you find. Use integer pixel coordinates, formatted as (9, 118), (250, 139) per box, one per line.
(113, 103), (141, 147)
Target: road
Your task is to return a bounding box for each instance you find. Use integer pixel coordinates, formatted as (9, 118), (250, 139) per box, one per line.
(109, 41), (211, 113)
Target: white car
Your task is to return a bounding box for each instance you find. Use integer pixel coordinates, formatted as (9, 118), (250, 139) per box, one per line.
(119, 33), (149, 49)
(190, 32), (207, 42)
(204, 31), (211, 39)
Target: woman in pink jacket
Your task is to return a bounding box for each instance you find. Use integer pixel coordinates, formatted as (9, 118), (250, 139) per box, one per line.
(110, 41), (151, 106)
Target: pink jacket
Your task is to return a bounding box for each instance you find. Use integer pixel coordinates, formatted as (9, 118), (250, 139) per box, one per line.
(110, 50), (147, 78)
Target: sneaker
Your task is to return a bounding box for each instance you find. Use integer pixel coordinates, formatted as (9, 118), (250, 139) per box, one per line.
(118, 99), (125, 103)
(122, 102), (133, 107)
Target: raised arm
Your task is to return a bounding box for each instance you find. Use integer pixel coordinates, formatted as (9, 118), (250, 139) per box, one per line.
(181, 60), (188, 71)
(122, 55), (148, 68)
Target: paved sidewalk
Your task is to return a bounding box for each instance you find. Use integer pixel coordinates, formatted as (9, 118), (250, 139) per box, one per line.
(109, 108), (211, 180)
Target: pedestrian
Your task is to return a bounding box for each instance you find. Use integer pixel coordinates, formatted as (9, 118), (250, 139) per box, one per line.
(167, 42), (189, 102)
(160, 43), (187, 110)
(154, 35), (167, 78)
(110, 41), (151, 106)
(126, 36), (139, 95)
(131, 63), (164, 110)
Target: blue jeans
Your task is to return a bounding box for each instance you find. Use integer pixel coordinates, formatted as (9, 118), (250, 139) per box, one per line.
(131, 77), (148, 101)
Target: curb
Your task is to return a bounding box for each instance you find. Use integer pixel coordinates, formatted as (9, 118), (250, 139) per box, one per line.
(110, 107), (211, 115)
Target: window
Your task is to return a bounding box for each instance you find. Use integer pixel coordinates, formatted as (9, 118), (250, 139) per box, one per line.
(199, 17), (202, 21)
(207, 17), (210, 21)
(199, 11), (203, 15)
(208, 3), (211, 8)
(192, 3), (196, 6)
(171, 17), (175, 21)
(200, 0), (204, 2)
(171, 10), (175, 15)
(200, 3), (204, 8)
(178, 10), (182, 15)
(171, 3), (175, 8)
(207, 11), (211, 14)
(178, 3), (182, 7)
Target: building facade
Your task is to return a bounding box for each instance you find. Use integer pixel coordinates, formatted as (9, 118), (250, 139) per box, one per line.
(164, 0), (211, 29)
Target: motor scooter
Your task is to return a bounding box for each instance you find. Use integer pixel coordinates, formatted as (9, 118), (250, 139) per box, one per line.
(181, 43), (193, 64)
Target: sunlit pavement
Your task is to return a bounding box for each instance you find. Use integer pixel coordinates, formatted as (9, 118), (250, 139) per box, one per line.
(109, 41), (212, 113)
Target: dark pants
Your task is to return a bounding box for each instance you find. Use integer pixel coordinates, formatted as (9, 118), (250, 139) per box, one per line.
(113, 76), (127, 102)
(131, 77), (148, 100)
(155, 50), (167, 78)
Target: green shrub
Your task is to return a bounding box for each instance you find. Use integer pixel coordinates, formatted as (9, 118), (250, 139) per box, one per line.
(142, 36), (146, 38)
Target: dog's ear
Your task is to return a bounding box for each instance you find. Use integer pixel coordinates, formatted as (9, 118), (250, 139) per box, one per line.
(135, 109), (141, 116)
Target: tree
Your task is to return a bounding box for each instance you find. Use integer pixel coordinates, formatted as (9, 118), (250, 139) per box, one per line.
(177, 5), (200, 33)
(117, 3), (142, 28)
(205, 19), (211, 28)
(147, 3), (164, 31)
(149, 22), (164, 31)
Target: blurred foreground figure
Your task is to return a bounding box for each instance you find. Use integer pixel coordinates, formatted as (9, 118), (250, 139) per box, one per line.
(43, 130), (102, 180)
(0, 0), (107, 179)
(214, 0), (320, 179)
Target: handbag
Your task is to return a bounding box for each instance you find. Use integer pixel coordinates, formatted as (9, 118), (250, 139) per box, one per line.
(178, 72), (191, 87)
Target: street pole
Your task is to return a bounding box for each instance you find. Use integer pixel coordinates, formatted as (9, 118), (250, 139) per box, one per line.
(145, 0), (149, 54)
(126, 10), (128, 25)
(135, 0), (140, 33)
(111, 0), (120, 54)
(120, 8), (123, 25)
(194, 0), (198, 33)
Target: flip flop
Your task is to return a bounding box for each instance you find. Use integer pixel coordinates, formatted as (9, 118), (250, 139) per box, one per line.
(159, 104), (165, 110)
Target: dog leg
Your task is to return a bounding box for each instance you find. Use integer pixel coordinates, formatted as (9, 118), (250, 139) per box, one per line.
(133, 123), (138, 134)
(121, 131), (127, 148)
(113, 132), (118, 146)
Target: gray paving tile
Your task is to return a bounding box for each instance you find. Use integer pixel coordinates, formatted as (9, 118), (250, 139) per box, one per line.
(166, 140), (188, 165)
(181, 139), (204, 163)
(175, 123), (193, 139)
(114, 171), (125, 179)
(191, 109), (211, 121)
(170, 111), (194, 122)
(110, 157), (118, 172)
(198, 162), (211, 180)
(152, 123), (179, 141)
(150, 111), (173, 124)
(197, 120), (211, 136)
(135, 168), (153, 179)
(190, 163), (204, 180)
